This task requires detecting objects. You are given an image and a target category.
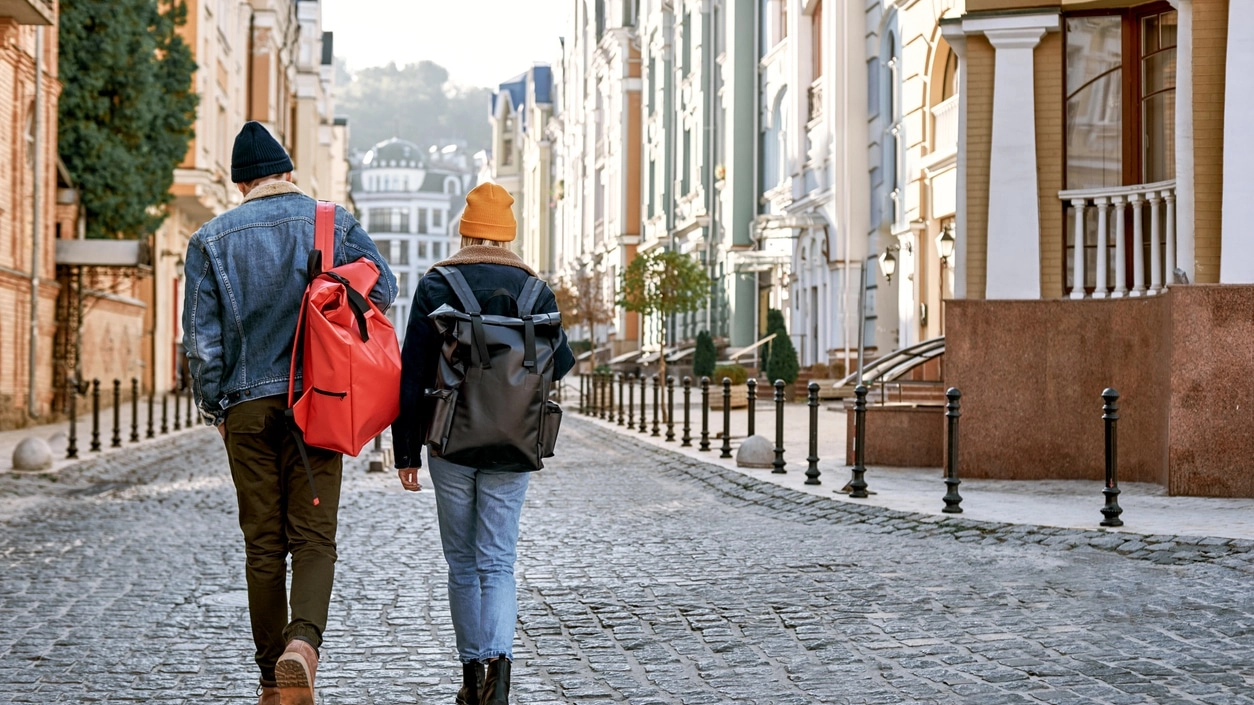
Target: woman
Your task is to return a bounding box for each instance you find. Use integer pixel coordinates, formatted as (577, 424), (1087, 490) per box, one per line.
(393, 182), (575, 705)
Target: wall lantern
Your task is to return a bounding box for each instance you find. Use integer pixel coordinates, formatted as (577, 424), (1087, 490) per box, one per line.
(878, 246), (898, 283)
(937, 223), (956, 265)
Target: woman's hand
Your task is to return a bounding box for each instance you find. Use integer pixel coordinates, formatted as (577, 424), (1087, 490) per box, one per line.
(398, 468), (422, 492)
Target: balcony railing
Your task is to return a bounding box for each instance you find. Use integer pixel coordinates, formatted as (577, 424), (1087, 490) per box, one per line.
(931, 96), (958, 155)
(0, 0), (54, 25)
(1059, 180), (1176, 299)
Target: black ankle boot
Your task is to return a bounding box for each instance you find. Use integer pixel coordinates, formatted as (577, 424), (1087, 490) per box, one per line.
(479, 658), (511, 705)
(456, 661), (484, 705)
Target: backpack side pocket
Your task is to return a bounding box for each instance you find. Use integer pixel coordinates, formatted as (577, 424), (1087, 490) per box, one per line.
(425, 388), (458, 455)
(539, 400), (563, 459)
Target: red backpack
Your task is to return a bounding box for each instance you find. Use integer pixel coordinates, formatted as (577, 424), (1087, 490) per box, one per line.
(287, 202), (401, 502)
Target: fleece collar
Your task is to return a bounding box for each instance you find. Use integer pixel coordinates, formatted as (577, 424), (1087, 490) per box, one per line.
(242, 180), (307, 203)
(429, 245), (538, 277)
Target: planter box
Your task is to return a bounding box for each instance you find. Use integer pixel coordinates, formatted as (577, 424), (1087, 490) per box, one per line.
(709, 383), (749, 410)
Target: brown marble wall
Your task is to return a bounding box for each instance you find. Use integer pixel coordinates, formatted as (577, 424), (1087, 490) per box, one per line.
(1167, 286), (1254, 497)
(845, 404), (945, 468)
(945, 298), (1171, 484)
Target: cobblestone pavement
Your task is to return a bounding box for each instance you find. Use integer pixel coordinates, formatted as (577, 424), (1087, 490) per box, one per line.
(1, 418), (1252, 704)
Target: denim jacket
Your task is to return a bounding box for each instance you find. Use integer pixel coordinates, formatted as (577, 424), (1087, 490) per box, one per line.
(183, 181), (397, 426)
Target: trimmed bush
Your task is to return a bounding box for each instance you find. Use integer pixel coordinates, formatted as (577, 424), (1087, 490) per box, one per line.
(693, 330), (717, 378)
(764, 309), (800, 385)
(712, 364), (749, 386)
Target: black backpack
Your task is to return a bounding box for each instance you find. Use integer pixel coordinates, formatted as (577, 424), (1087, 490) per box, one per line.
(424, 266), (564, 471)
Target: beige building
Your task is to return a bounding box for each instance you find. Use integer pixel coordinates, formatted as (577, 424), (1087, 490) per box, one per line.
(150, 0), (345, 396)
(0, 1), (58, 427)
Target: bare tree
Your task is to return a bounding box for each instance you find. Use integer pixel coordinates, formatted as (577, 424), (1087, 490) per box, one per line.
(553, 266), (615, 353)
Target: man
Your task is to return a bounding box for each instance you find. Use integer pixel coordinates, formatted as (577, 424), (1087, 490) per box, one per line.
(183, 122), (396, 704)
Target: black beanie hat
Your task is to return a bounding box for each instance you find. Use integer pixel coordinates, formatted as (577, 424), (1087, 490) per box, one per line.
(231, 121), (294, 183)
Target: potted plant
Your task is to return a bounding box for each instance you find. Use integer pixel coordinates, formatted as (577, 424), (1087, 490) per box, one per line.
(709, 363), (750, 409)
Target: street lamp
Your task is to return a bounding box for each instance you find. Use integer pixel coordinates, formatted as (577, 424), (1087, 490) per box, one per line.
(936, 223), (956, 265)
(878, 247), (898, 283)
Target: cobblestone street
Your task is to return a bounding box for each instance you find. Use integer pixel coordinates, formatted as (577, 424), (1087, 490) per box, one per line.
(1, 418), (1252, 704)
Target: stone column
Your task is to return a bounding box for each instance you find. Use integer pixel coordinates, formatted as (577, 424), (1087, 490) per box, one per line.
(940, 20), (967, 300)
(1220, 0), (1254, 283)
(966, 14), (1058, 300)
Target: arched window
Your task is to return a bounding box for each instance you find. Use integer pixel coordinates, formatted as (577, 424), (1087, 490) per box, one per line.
(941, 48), (957, 101)
(761, 87), (788, 190)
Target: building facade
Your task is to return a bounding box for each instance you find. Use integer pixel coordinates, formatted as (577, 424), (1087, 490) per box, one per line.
(943, 0), (1254, 496)
(150, 0), (345, 398)
(0, 1), (58, 427)
(351, 138), (472, 336)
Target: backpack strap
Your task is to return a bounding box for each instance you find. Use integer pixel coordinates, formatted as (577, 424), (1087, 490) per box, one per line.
(436, 266), (491, 369)
(518, 277), (546, 316)
(435, 266), (482, 314)
(312, 201), (336, 276)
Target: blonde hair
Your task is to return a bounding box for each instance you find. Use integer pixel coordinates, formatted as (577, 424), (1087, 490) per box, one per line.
(460, 236), (509, 249)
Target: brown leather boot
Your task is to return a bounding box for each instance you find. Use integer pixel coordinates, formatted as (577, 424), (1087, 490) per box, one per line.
(456, 661), (485, 705)
(257, 681), (280, 705)
(275, 639), (319, 705)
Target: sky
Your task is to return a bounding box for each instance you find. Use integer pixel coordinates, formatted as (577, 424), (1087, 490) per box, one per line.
(322, 0), (567, 89)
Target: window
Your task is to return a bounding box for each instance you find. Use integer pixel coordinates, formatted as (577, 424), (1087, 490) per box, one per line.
(779, 0), (789, 41)
(595, 0), (605, 39)
(418, 241), (428, 259)
(682, 12), (692, 75)
(418, 208), (428, 234)
(648, 159), (656, 218)
(433, 209), (444, 229)
(392, 240), (410, 265)
(375, 239), (391, 264)
(941, 49), (957, 101)
(433, 242), (442, 259)
(368, 208), (410, 233)
(502, 137), (514, 166)
(681, 128), (691, 195)
(647, 55), (656, 112)
(811, 1), (823, 79)
(396, 272), (409, 299)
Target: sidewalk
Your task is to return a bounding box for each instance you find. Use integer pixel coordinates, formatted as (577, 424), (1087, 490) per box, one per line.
(1, 392), (202, 473)
(561, 380), (1254, 541)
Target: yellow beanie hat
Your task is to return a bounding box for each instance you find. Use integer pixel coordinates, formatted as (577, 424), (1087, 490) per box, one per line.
(459, 183), (517, 242)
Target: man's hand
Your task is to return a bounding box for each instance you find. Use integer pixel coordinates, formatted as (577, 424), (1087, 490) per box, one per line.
(398, 468), (422, 492)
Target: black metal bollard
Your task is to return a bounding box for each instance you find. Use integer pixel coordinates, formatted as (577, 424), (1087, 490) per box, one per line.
(681, 376), (692, 447)
(720, 378), (733, 458)
(848, 384), (869, 498)
(579, 374), (585, 414)
(66, 379), (80, 459)
(665, 376), (676, 442)
(699, 377), (711, 451)
(90, 379), (101, 452)
(638, 374), (649, 435)
(173, 387), (182, 431)
(746, 378), (757, 437)
(617, 373), (625, 425)
(601, 372), (611, 421)
(805, 382), (821, 485)
(146, 391), (155, 439)
(627, 373), (636, 430)
(185, 389), (193, 428)
(651, 375), (660, 437)
(130, 378), (140, 443)
(1100, 388), (1124, 527)
(772, 380), (787, 473)
(160, 393), (169, 435)
(942, 387), (964, 513)
(111, 379), (122, 448)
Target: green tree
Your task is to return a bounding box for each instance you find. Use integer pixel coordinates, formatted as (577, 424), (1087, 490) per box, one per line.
(336, 61), (492, 154)
(764, 308), (799, 385)
(617, 250), (711, 409)
(59, 0), (198, 240)
(693, 330), (716, 379)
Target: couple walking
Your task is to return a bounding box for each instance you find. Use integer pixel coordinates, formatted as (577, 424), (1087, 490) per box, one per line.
(183, 123), (575, 704)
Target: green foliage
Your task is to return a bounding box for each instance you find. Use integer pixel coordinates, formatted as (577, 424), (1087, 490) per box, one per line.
(693, 330), (717, 378)
(713, 364), (749, 386)
(337, 61), (492, 154)
(59, 0), (198, 240)
(617, 249), (711, 321)
(764, 309), (800, 385)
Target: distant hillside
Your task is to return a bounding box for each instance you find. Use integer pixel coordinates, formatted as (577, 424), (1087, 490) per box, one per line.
(336, 59), (492, 156)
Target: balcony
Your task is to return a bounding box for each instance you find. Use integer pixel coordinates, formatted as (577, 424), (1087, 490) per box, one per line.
(1059, 180), (1177, 299)
(931, 96), (958, 156)
(0, 0), (54, 24)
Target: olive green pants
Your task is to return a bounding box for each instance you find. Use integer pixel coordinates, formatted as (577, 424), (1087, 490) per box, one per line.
(223, 395), (342, 683)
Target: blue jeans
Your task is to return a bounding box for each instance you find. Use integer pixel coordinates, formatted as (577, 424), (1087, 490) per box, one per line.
(428, 456), (530, 663)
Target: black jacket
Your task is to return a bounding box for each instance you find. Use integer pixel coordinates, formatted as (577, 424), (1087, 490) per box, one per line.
(392, 248), (575, 468)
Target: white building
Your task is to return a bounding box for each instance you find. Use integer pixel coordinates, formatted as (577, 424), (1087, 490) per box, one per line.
(351, 138), (472, 335)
